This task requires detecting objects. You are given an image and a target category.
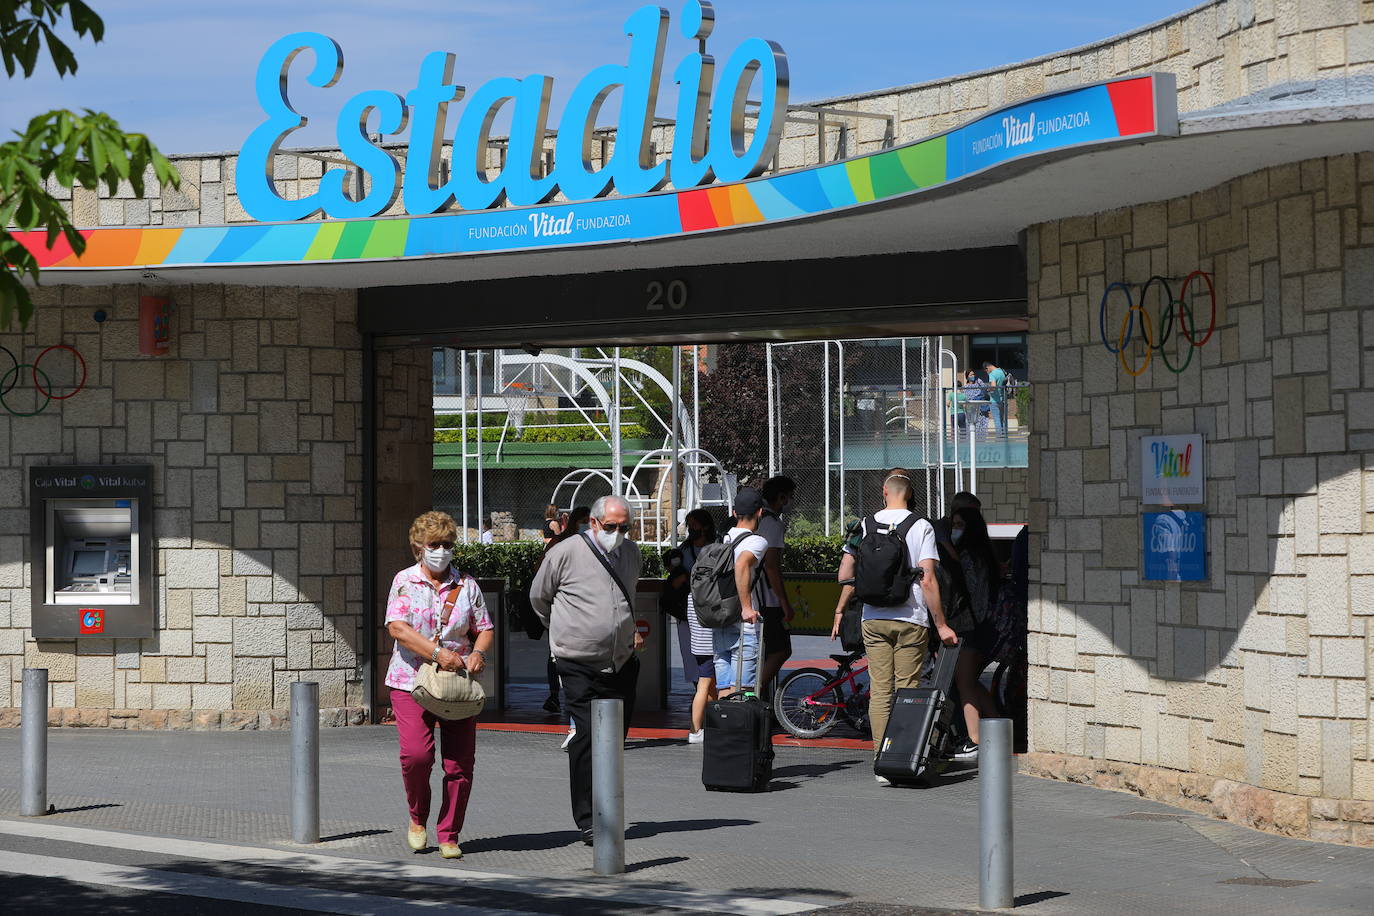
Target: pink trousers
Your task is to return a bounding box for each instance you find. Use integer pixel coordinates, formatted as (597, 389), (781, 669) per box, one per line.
(390, 687), (477, 843)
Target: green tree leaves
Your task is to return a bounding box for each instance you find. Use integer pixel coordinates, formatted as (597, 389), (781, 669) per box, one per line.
(1, 1), (179, 329)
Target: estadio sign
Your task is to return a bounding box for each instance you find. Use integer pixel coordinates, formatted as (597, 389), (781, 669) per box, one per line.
(237, 0), (789, 221)
(1139, 433), (1204, 506)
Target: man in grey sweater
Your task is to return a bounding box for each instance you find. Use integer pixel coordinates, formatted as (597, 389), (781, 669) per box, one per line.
(530, 494), (643, 845)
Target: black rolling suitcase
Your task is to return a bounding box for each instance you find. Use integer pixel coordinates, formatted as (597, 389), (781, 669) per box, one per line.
(874, 638), (962, 783)
(702, 629), (773, 792)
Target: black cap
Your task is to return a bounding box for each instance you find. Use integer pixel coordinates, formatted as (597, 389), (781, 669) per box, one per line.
(733, 487), (766, 516)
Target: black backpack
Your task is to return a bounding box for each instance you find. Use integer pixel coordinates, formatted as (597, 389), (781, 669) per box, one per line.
(690, 531), (758, 628)
(922, 542), (974, 635)
(853, 514), (921, 607)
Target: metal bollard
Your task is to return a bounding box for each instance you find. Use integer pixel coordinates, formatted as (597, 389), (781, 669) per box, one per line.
(591, 698), (625, 875)
(979, 717), (1014, 909)
(21, 669), (48, 817)
(290, 681), (320, 844)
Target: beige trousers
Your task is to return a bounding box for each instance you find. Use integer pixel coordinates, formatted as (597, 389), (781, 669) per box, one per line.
(863, 617), (930, 758)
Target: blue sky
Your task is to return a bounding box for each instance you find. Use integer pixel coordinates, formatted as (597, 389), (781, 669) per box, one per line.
(1, 1), (1191, 155)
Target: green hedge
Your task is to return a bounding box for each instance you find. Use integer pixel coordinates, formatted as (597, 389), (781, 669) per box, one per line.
(434, 422), (651, 444)
(453, 535), (845, 592)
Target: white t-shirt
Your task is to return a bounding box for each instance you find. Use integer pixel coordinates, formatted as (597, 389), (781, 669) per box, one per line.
(725, 526), (769, 615)
(479, 530), (494, 544)
(756, 511), (786, 606)
(844, 510), (939, 626)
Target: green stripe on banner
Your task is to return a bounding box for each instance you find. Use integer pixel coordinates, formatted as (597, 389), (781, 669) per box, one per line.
(869, 150), (917, 199)
(844, 157), (875, 203)
(304, 222), (345, 260)
(897, 136), (947, 188)
(361, 218), (409, 258)
(333, 220), (375, 260)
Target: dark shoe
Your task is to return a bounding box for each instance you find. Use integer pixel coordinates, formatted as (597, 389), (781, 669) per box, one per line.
(953, 740), (980, 761)
(543, 696), (561, 714)
(581, 827), (594, 846)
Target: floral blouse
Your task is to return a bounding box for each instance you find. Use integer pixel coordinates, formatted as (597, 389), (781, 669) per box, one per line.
(384, 564), (494, 692)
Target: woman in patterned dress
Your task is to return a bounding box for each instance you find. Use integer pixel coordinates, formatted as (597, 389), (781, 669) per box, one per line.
(384, 511), (495, 859)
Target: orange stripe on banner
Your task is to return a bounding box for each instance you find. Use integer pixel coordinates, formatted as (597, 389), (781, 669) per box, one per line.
(73, 229), (143, 267)
(726, 184), (764, 224)
(705, 186), (735, 226)
(133, 228), (183, 266)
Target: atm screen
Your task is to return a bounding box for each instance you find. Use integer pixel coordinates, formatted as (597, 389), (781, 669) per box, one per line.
(71, 549), (106, 577)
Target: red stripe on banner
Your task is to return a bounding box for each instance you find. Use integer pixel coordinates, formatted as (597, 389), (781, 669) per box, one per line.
(677, 189), (718, 232)
(11, 229), (90, 268)
(1107, 76), (1157, 136)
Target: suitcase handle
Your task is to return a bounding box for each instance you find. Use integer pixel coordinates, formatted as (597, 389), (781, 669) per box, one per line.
(737, 620), (764, 697)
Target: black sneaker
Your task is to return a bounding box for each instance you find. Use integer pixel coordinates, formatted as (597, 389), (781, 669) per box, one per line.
(953, 740), (979, 761)
(580, 827), (594, 846)
(543, 696), (561, 714)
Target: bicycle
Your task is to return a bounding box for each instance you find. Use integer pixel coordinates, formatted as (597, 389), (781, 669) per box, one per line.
(773, 650), (871, 739)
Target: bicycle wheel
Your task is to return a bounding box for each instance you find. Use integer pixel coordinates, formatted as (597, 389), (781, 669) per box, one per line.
(774, 668), (843, 739)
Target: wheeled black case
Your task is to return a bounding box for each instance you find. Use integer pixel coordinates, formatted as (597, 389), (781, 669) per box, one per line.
(874, 638), (962, 782)
(703, 630), (773, 792)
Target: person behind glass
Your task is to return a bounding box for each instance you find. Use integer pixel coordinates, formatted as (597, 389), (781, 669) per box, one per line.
(542, 504), (563, 545)
(714, 488), (770, 699)
(479, 519), (495, 545)
(983, 360), (1009, 437)
(961, 370), (988, 436)
(947, 505), (1004, 760)
(384, 511), (495, 859)
(666, 508), (718, 743)
(843, 469), (957, 784)
(529, 495), (644, 846)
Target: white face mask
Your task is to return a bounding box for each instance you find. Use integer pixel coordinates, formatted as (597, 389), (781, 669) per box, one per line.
(950, 529), (964, 543)
(422, 546), (453, 573)
(595, 528), (625, 553)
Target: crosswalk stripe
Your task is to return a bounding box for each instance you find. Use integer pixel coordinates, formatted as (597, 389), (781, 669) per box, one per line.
(0, 818), (819, 915)
(0, 849), (484, 915)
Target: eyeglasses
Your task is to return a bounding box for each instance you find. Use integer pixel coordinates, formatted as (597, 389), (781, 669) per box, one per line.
(426, 540), (455, 549)
(598, 522), (631, 533)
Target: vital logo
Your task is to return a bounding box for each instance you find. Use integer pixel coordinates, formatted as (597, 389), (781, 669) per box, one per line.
(79, 474), (96, 490)
(1151, 440), (1193, 479)
(79, 609), (105, 634)
(1003, 113), (1036, 147)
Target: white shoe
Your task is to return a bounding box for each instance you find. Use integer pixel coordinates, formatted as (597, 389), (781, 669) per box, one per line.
(875, 775), (892, 786)
(561, 728), (576, 750)
(688, 730), (705, 744)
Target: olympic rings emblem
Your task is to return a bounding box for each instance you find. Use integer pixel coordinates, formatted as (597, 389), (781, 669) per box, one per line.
(1099, 270), (1216, 376)
(0, 343), (87, 416)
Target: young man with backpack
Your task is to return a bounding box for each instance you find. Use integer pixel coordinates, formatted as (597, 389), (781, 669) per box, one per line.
(693, 487), (770, 697)
(846, 468), (958, 783)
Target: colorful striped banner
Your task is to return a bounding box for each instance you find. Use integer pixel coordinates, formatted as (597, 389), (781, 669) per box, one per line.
(16, 75), (1174, 272)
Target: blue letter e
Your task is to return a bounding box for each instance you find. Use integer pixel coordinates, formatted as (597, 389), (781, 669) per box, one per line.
(238, 32), (343, 222)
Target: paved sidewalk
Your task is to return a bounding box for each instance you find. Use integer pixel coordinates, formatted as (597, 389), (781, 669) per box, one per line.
(1, 726), (1372, 914)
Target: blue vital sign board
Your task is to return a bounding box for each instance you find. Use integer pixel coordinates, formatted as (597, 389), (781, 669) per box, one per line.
(1142, 511), (1206, 581)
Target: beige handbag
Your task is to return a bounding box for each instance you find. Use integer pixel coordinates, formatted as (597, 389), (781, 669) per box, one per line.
(411, 580), (487, 720)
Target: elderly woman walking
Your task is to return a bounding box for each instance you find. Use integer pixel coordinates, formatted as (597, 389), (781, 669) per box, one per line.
(385, 510), (495, 859)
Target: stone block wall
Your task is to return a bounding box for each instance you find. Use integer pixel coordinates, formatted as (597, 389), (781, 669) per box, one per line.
(1025, 151), (1374, 842)
(0, 284), (368, 726)
(43, 2), (1374, 230)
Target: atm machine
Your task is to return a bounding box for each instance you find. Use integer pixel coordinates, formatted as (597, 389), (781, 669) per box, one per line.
(30, 466), (154, 638)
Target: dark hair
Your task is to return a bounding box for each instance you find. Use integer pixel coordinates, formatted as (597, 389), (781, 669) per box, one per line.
(950, 491), (982, 512)
(684, 508), (717, 543)
(952, 506), (997, 572)
(761, 475), (796, 503)
(982, 361), (995, 369)
(547, 505), (592, 551)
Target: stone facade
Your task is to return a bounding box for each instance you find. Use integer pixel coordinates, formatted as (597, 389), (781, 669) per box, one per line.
(1026, 150), (1374, 843)
(0, 284), (369, 726)
(46, 2), (1374, 230)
